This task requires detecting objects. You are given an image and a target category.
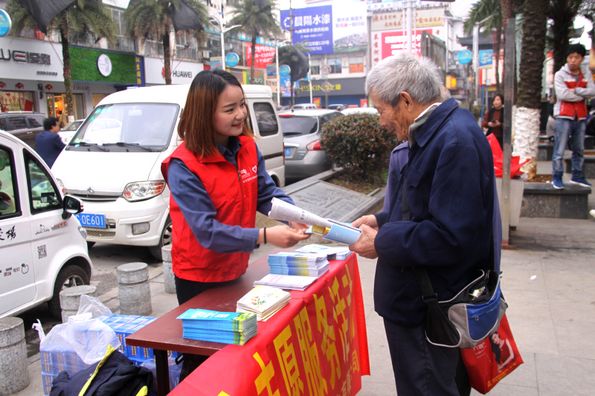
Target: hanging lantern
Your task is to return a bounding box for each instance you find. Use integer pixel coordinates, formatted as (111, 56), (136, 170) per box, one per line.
(45, 84), (53, 90)
(0, 81), (5, 89)
(15, 82), (24, 89)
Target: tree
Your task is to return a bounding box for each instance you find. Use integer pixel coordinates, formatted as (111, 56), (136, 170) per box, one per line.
(548, 0), (583, 73)
(8, 0), (115, 119)
(277, 44), (309, 106)
(125, 0), (207, 85)
(229, 0), (281, 83)
(465, 0), (503, 91)
(513, 0), (547, 180)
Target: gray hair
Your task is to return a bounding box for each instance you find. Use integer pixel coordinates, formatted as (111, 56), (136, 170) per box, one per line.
(366, 53), (443, 105)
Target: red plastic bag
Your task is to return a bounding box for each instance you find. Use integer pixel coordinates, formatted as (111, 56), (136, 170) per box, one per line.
(461, 315), (523, 394)
(486, 134), (527, 178)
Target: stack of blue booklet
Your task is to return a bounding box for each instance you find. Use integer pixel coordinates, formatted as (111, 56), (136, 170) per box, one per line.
(267, 252), (329, 277)
(177, 308), (257, 345)
(295, 244), (352, 260)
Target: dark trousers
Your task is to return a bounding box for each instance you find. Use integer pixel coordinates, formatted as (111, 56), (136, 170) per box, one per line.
(175, 276), (236, 381)
(384, 318), (470, 396)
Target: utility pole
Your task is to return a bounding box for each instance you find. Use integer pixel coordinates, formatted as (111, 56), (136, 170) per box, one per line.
(406, 0), (414, 53)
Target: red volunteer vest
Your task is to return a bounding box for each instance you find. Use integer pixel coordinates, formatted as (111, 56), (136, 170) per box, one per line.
(161, 136), (258, 282)
(559, 72), (588, 119)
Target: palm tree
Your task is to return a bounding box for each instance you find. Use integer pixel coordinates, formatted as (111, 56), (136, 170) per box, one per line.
(229, 0), (281, 83)
(513, 0), (547, 180)
(125, 0), (207, 85)
(548, 0), (583, 73)
(7, 0), (115, 119)
(465, 0), (503, 91)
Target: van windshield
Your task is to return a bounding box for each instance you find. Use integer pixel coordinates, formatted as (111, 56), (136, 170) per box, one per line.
(67, 103), (179, 152)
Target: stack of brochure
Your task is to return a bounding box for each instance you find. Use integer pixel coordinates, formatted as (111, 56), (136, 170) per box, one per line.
(254, 274), (318, 291)
(267, 252), (330, 277)
(236, 286), (291, 321)
(177, 308), (257, 345)
(295, 244), (352, 261)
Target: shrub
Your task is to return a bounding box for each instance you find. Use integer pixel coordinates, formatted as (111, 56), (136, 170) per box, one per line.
(321, 114), (397, 183)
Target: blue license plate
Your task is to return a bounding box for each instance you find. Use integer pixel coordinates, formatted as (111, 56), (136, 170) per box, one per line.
(284, 147), (293, 157)
(76, 213), (106, 229)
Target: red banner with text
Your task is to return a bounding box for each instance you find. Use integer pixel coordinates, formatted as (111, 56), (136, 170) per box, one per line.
(171, 255), (370, 395)
(245, 44), (276, 69)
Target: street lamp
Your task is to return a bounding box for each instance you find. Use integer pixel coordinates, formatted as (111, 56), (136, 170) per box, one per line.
(209, 13), (241, 70)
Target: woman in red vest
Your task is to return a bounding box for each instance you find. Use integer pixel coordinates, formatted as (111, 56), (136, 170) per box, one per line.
(162, 70), (309, 303)
(162, 70), (309, 379)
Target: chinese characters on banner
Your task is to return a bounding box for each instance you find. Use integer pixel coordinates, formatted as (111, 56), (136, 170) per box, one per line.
(371, 28), (435, 66)
(280, 5), (333, 55)
(245, 44), (277, 69)
(170, 254), (370, 395)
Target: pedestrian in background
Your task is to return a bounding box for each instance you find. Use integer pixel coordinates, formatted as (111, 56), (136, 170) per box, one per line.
(350, 54), (499, 396)
(35, 116), (65, 168)
(161, 70), (309, 379)
(482, 93), (504, 147)
(551, 43), (595, 189)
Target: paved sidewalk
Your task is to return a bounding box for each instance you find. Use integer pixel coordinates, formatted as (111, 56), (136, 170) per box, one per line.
(16, 213), (595, 395)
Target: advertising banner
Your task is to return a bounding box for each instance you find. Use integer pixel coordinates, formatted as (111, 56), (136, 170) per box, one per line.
(479, 49), (494, 67)
(332, 2), (368, 54)
(0, 36), (63, 82)
(371, 29), (435, 66)
(281, 5), (333, 55)
(245, 44), (276, 69)
(170, 254), (370, 396)
(371, 6), (445, 31)
(144, 57), (203, 85)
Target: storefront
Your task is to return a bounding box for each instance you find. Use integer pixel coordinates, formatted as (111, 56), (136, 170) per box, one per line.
(69, 46), (142, 118)
(0, 36), (63, 114)
(144, 57), (203, 85)
(289, 77), (366, 108)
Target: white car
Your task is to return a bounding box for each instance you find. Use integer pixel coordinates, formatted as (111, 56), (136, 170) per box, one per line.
(341, 107), (379, 116)
(59, 119), (85, 145)
(0, 131), (91, 318)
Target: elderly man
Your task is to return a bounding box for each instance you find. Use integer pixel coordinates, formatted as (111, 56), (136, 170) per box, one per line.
(350, 54), (499, 395)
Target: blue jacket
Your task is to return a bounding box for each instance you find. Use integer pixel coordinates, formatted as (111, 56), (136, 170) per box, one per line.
(35, 130), (65, 168)
(374, 98), (499, 326)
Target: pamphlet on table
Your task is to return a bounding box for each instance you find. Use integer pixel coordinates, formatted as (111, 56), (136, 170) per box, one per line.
(236, 286), (291, 321)
(177, 308), (257, 345)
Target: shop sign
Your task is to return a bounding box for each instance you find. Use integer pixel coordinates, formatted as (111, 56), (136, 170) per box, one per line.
(0, 37), (63, 81)
(281, 5), (333, 55)
(371, 29), (435, 66)
(70, 46), (136, 84)
(371, 6), (445, 31)
(0, 9), (12, 37)
(245, 44), (275, 69)
(144, 57), (203, 85)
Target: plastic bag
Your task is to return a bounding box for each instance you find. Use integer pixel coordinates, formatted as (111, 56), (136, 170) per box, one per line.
(40, 318), (121, 365)
(76, 294), (112, 319)
(486, 134), (527, 178)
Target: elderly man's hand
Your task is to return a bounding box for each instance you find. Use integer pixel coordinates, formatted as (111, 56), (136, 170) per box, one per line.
(352, 214), (378, 230)
(349, 224), (378, 259)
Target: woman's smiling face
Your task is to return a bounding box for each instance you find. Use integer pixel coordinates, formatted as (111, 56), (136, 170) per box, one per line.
(213, 84), (247, 145)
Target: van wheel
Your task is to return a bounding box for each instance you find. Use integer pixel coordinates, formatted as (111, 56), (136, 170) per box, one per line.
(148, 217), (172, 261)
(48, 265), (91, 319)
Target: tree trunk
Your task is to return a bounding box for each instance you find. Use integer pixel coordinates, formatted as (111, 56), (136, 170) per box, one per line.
(493, 26), (502, 92)
(513, 0), (547, 180)
(59, 15), (73, 120)
(162, 32), (172, 85)
(551, 0), (575, 74)
(250, 36), (257, 84)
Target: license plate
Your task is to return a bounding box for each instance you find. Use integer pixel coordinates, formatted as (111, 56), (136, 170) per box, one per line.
(284, 147), (293, 158)
(76, 213), (107, 229)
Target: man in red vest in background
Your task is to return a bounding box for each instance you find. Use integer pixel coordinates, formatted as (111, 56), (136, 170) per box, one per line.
(552, 44), (595, 189)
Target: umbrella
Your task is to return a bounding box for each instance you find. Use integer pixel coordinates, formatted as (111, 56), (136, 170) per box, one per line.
(19, 0), (75, 34)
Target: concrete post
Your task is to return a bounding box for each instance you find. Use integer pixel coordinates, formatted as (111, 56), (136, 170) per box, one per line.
(161, 245), (176, 294)
(59, 285), (97, 323)
(0, 317), (30, 394)
(117, 262), (152, 315)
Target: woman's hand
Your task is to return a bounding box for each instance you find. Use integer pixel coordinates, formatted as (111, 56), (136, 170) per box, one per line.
(262, 225), (310, 248)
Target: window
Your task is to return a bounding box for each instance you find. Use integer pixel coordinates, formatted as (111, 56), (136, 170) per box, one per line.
(253, 103), (279, 137)
(310, 65), (320, 75)
(27, 116), (43, 128)
(328, 58), (342, 74)
(25, 153), (61, 213)
(0, 146), (19, 218)
(6, 117), (27, 131)
(349, 57), (365, 73)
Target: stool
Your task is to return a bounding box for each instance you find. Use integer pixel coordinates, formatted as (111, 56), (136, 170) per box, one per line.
(0, 317), (30, 394)
(59, 285), (97, 323)
(117, 262), (152, 315)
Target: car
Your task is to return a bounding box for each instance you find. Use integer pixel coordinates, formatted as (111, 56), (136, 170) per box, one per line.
(59, 119), (85, 144)
(327, 104), (346, 111)
(341, 107), (379, 116)
(0, 130), (92, 318)
(279, 109), (344, 182)
(0, 111), (46, 149)
(52, 84), (286, 260)
(292, 103), (318, 110)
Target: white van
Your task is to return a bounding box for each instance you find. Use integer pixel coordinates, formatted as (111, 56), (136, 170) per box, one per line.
(52, 84), (286, 259)
(0, 131), (91, 318)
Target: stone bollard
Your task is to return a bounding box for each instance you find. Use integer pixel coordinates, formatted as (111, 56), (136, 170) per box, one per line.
(0, 317), (30, 394)
(117, 262), (152, 315)
(161, 245), (176, 294)
(59, 285), (97, 323)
